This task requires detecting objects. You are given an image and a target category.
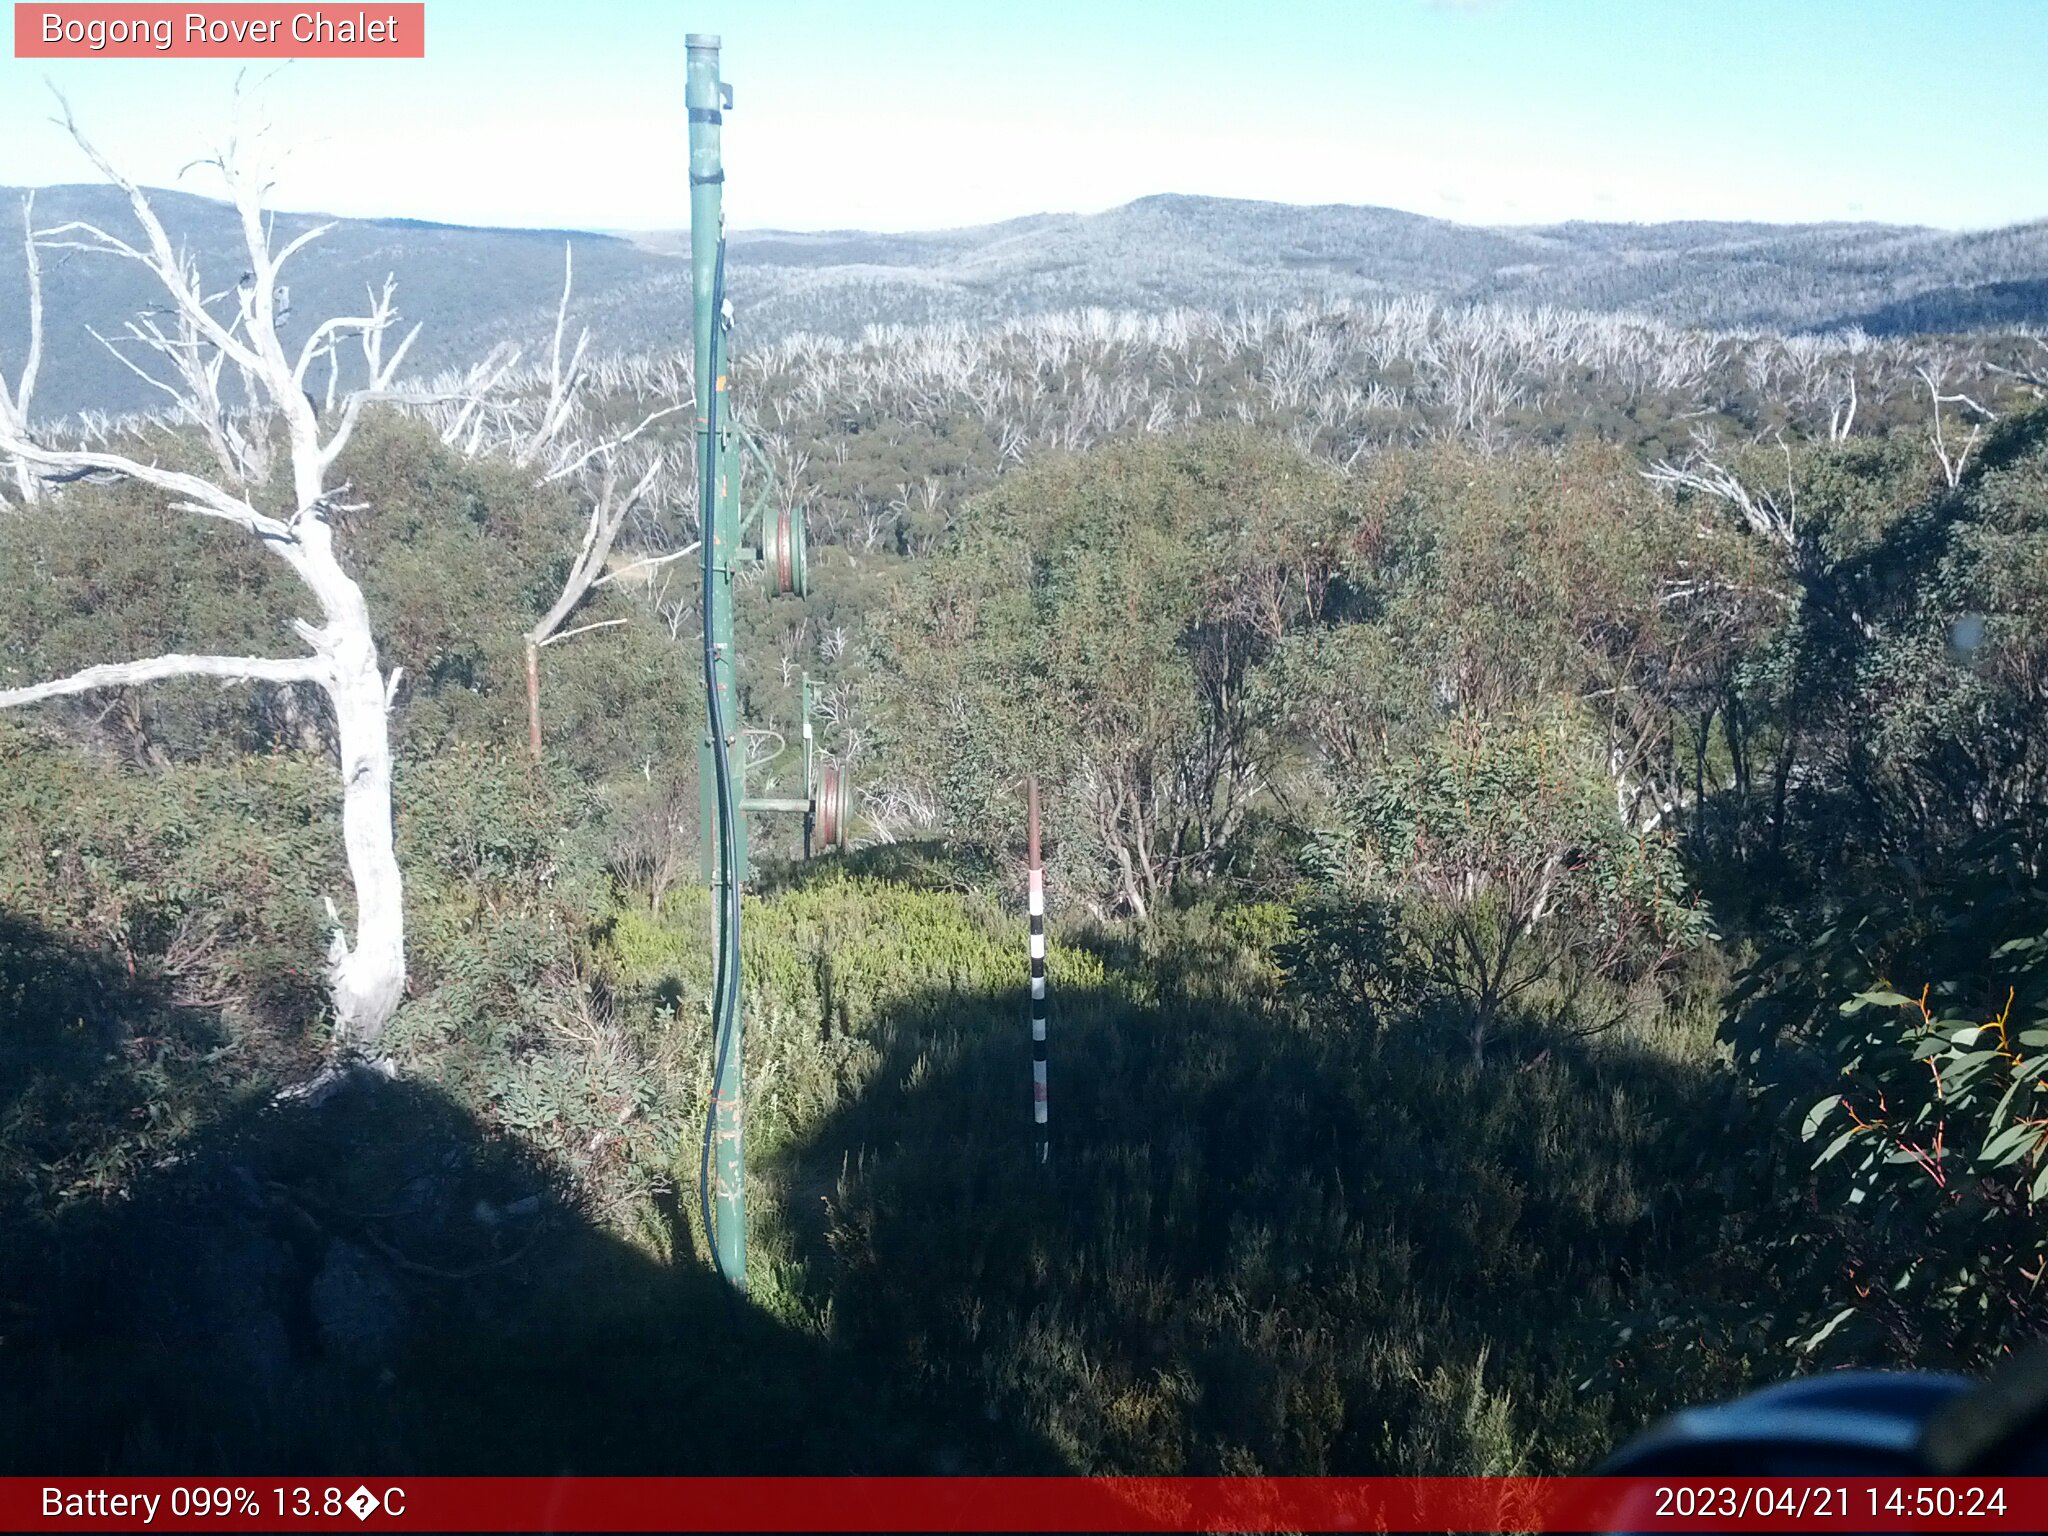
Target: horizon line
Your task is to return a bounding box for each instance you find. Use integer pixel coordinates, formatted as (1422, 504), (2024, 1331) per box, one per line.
(7, 181), (2044, 243)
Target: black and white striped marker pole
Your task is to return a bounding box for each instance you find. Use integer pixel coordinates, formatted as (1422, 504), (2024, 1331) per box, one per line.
(1027, 777), (1049, 1166)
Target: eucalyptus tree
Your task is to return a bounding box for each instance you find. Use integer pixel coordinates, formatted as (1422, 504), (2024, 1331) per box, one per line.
(877, 428), (1347, 916)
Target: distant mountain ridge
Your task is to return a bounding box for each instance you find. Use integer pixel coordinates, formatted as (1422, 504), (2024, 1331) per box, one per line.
(4, 186), (2045, 420)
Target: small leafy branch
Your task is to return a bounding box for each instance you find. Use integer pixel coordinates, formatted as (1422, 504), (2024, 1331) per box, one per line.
(1788, 896), (2048, 1358)
(1808, 980), (2048, 1200)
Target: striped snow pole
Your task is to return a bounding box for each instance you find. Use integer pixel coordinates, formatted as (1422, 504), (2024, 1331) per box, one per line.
(1027, 777), (1049, 1166)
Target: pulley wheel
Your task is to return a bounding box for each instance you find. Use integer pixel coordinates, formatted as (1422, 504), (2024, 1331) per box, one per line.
(767, 504), (809, 597)
(814, 763), (852, 853)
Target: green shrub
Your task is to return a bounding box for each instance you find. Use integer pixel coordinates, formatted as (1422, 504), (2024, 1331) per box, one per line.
(1733, 829), (2048, 1367)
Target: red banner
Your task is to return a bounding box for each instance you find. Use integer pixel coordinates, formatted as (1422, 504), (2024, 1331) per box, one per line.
(13, 4), (424, 58)
(2, 1477), (2046, 1532)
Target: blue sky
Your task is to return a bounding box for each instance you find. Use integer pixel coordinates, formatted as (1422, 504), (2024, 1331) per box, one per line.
(1, 0), (2042, 233)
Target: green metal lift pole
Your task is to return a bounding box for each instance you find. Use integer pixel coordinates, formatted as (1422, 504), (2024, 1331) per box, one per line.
(688, 32), (746, 1291)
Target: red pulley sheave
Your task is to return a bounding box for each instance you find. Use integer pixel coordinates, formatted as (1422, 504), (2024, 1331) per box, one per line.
(765, 504), (808, 597)
(814, 763), (852, 852)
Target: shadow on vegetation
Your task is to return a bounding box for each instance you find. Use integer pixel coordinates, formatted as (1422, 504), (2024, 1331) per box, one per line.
(1833, 278), (2048, 339)
(765, 937), (1769, 1475)
(0, 913), (1060, 1475)
(4, 893), (1774, 1476)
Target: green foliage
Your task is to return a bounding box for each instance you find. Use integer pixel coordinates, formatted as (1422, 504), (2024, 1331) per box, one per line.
(1697, 412), (2048, 877)
(0, 412), (702, 779)
(0, 467), (304, 763)
(1690, 407), (2048, 1370)
(8, 342), (2048, 1480)
(874, 429), (1349, 913)
(766, 879), (1741, 1475)
(339, 413), (703, 777)
(1329, 711), (1704, 1061)
(0, 721), (338, 1040)
(1244, 447), (1715, 1060)
(0, 408), (705, 1218)
(0, 722), (335, 1230)
(1731, 830), (2048, 1366)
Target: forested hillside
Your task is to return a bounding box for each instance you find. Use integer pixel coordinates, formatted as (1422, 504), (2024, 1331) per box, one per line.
(2, 160), (2046, 1477)
(7, 183), (2048, 418)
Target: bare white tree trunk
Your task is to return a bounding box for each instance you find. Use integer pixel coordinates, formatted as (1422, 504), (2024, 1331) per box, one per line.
(0, 100), (421, 1052)
(325, 600), (407, 1038)
(1918, 362), (1994, 490)
(523, 448), (676, 756)
(0, 192), (43, 505)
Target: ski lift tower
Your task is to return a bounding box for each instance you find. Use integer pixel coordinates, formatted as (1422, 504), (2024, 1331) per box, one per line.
(687, 34), (850, 1295)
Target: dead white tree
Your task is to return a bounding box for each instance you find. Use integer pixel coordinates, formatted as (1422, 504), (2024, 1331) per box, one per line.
(0, 104), (417, 1051)
(0, 192), (42, 504)
(1918, 362), (1995, 490)
(1644, 430), (1800, 558)
(437, 246), (694, 760)
(521, 444), (686, 759)
(1825, 368), (1858, 443)
(860, 781), (939, 844)
(517, 246), (593, 472)
(1987, 340), (2048, 395)
(428, 341), (522, 457)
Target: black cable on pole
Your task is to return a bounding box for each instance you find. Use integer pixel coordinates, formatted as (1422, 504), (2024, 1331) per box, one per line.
(697, 234), (742, 1288)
